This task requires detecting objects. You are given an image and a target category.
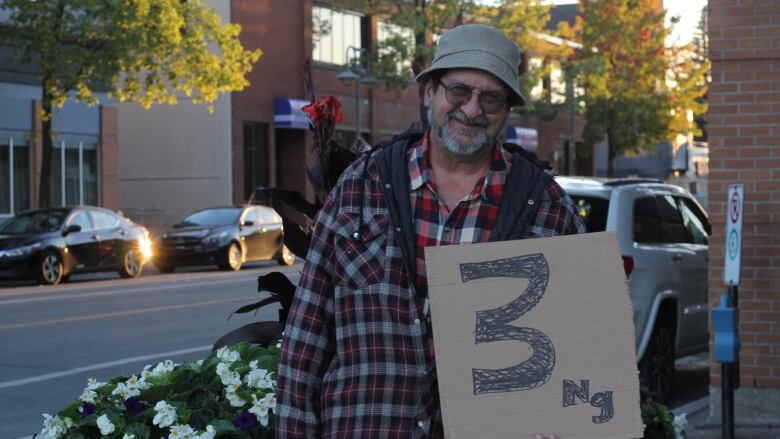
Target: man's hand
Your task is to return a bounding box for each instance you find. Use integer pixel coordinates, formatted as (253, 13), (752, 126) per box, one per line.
(533, 434), (560, 439)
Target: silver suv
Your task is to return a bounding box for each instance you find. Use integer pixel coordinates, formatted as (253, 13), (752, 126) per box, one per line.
(556, 177), (710, 402)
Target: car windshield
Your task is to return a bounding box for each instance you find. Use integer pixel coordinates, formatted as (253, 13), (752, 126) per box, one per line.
(180, 208), (242, 227)
(570, 196), (609, 233)
(0, 209), (69, 235)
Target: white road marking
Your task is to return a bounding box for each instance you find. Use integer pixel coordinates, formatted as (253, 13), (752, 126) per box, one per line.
(0, 345), (212, 390)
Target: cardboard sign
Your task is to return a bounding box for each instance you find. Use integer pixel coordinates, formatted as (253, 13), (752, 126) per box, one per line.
(425, 232), (643, 439)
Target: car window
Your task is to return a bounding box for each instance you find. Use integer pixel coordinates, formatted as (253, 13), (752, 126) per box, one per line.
(242, 208), (259, 225)
(68, 211), (94, 231)
(633, 197), (662, 243)
(656, 195), (687, 244)
(0, 209), (68, 234)
(91, 210), (120, 229)
(569, 196), (609, 233)
(258, 207), (279, 225)
(678, 197), (709, 245)
(181, 208), (242, 227)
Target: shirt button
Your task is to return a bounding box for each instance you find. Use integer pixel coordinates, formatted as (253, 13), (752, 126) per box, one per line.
(528, 199), (535, 205)
(417, 421), (425, 428)
(443, 227), (451, 233)
(414, 318), (421, 324)
(385, 183), (391, 189)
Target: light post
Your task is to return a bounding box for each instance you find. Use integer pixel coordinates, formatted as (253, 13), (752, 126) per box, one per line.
(337, 46), (378, 142)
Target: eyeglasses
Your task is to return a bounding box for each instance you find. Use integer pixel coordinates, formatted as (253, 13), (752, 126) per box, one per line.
(434, 78), (509, 114)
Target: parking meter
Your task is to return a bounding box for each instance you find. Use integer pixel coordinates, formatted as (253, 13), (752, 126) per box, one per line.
(712, 294), (740, 364)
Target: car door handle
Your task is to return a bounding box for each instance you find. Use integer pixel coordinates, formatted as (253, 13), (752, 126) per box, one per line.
(672, 254), (683, 262)
(92, 234), (100, 240)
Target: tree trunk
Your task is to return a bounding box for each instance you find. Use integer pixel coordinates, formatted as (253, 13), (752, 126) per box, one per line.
(606, 128), (616, 178)
(39, 95), (54, 208)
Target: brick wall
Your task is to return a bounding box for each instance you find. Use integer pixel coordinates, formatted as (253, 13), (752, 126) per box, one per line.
(708, 0), (780, 393)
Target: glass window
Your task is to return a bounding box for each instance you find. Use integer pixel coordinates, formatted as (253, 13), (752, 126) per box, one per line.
(51, 140), (99, 207)
(678, 197), (709, 245)
(91, 210), (120, 229)
(633, 197), (662, 244)
(656, 195), (687, 244)
(313, 5), (363, 65)
(82, 143), (98, 206)
(68, 210), (94, 231)
(257, 207), (279, 224)
(0, 136), (30, 214)
(181, 208), (242, 227)
(569, 195), (609, 233)
(0, 209), (68, 234)
(377, 21), (415, 75)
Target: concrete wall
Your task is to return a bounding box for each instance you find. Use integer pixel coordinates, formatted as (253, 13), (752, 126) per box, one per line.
(707, 0), (780, 423)
(117, 0), (233, 231)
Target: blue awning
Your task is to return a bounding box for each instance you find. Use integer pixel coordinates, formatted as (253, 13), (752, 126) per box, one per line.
(505, 126), (538, 152)
(274, 97), (311, 129)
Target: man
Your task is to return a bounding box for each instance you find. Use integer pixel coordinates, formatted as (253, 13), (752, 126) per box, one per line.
(276, 24), (585, 438)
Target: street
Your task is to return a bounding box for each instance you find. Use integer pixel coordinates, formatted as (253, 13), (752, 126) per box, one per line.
(0, 262), (301, 439)
(0, 261), (709, 438)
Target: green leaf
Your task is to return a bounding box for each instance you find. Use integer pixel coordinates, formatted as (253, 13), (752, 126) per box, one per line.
(125, 423), (151, 439)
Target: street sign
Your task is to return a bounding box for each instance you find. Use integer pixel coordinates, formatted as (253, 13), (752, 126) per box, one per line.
(724, 184), (744, 286)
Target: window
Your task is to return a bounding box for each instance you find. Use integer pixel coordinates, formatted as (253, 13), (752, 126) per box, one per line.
(313, 5), (364, 65)
(633, 197), (662, 244)
(656, 195), (686, 243)
(0, 135), (31, 214)
(91, 210), (120, 229)
(678, 197), (709, 245)
(257, 207), (278, 225)
(569, 195), (609, 233)
(51, 139), (98, 207)
(68, 211), (93, 231)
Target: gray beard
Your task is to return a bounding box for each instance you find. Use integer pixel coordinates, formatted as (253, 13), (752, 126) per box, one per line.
(428, 107), (494, 158)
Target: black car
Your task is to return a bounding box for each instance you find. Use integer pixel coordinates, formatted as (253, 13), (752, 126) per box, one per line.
(0, 207), (152, 285)
(152, 205), (295, 272)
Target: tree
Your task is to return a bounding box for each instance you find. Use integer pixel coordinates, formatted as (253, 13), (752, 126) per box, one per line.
(568, 0), (708, 176)
(0, 0), (261, 207)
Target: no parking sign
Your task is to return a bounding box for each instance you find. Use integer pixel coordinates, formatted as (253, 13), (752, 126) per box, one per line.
(724, 184), (744, 286)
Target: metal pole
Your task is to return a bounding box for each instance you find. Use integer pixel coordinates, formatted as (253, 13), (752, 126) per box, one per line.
(722, 362), (735, 439)
(355, 76), (361, 141)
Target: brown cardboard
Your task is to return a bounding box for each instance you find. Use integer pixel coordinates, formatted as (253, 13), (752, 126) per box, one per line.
(425, 231), (643, 439)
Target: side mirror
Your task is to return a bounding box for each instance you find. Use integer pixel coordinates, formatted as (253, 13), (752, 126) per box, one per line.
(172, 223), (182, 229)
(63, 224), (81, 236)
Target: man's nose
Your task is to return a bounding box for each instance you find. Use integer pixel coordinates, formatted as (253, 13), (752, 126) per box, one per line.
(459, 93), (483, 119)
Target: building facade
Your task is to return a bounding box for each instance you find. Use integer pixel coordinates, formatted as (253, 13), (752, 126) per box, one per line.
(707, 0), (780, 421)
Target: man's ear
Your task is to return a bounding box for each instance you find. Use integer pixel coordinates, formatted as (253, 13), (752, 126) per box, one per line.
(423, 80), (434, 107)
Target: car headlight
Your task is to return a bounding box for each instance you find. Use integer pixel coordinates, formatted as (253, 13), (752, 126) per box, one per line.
(0, 242), (42, 258)
(202, 231), (229, 246)
(139, 234), (153, 260)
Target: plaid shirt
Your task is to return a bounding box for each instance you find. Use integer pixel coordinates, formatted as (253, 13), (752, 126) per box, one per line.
(276, 132), (585, 439)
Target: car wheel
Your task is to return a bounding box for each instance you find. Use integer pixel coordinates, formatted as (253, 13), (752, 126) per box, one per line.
(119, 247), (144, 279)
(37, 251), (63, 285)
(639, 318), (675, 403)
(276, 245), (295, 266)
(221, 242), (243, 271)
(154, 261), (176, 273)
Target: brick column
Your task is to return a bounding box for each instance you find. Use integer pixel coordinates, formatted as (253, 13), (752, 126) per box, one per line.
(100, 106), (119, 209)
(707, 0), (780, 422)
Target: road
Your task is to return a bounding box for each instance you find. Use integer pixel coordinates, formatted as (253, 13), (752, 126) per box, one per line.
(0, 262), (301, 439)
(0, 262), (709, 438)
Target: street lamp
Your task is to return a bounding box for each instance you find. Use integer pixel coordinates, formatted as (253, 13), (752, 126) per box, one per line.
(337, 46), (378, 142)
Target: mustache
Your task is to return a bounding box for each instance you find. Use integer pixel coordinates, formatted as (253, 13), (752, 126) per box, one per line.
(448, 109), (488, 128)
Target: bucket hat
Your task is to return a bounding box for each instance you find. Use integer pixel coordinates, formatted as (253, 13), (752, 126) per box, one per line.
(416, 23), (525, 106)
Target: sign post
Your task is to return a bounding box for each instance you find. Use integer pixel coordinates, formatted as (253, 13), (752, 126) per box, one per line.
(718, 184), (744, 439)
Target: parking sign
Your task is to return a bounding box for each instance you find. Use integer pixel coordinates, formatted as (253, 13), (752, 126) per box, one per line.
(724, 184), (744, 286)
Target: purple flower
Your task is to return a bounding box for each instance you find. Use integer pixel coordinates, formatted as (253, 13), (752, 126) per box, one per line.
(235, 411), (257, 430)
(79, 402), (96, 416)
(124, 397), (144, 415)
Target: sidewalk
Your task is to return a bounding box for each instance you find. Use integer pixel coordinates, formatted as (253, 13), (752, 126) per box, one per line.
(678, 396), (780, 439)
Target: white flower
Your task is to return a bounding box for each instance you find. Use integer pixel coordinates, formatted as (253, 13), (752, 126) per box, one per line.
(250, 393), (271, 426)
(216, 362), (232, 377)
(219, 370), (241, 386)
(79, 388), (97, 403)
(226, 389), (247, 407)
(216, 346), (240, 363)
(193, 425), (216, 439)
(248, 360), (259, 369)
(153, 400), (177, 428)
(168, 424), (196, 439)
(122, 434), (136, 439)
(245, 368), (268, 388)
(262, 392), (277, 410)
(86, 377), (107, 390)
(673, 413), (688, 439)
(97, 414), (115, 435)
(40, 414), (73, 439)
(112, 381), (140, 400)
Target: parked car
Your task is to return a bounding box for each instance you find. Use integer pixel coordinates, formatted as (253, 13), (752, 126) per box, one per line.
(153, 205), (294, 273)
(556, 177), (711, 402)
(0, 206), (152, 285)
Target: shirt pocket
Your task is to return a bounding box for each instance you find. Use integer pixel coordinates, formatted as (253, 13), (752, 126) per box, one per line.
(332, 211), (390, 290)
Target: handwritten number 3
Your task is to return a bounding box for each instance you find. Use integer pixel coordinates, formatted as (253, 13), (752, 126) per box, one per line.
(460, 253), (555, 395)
